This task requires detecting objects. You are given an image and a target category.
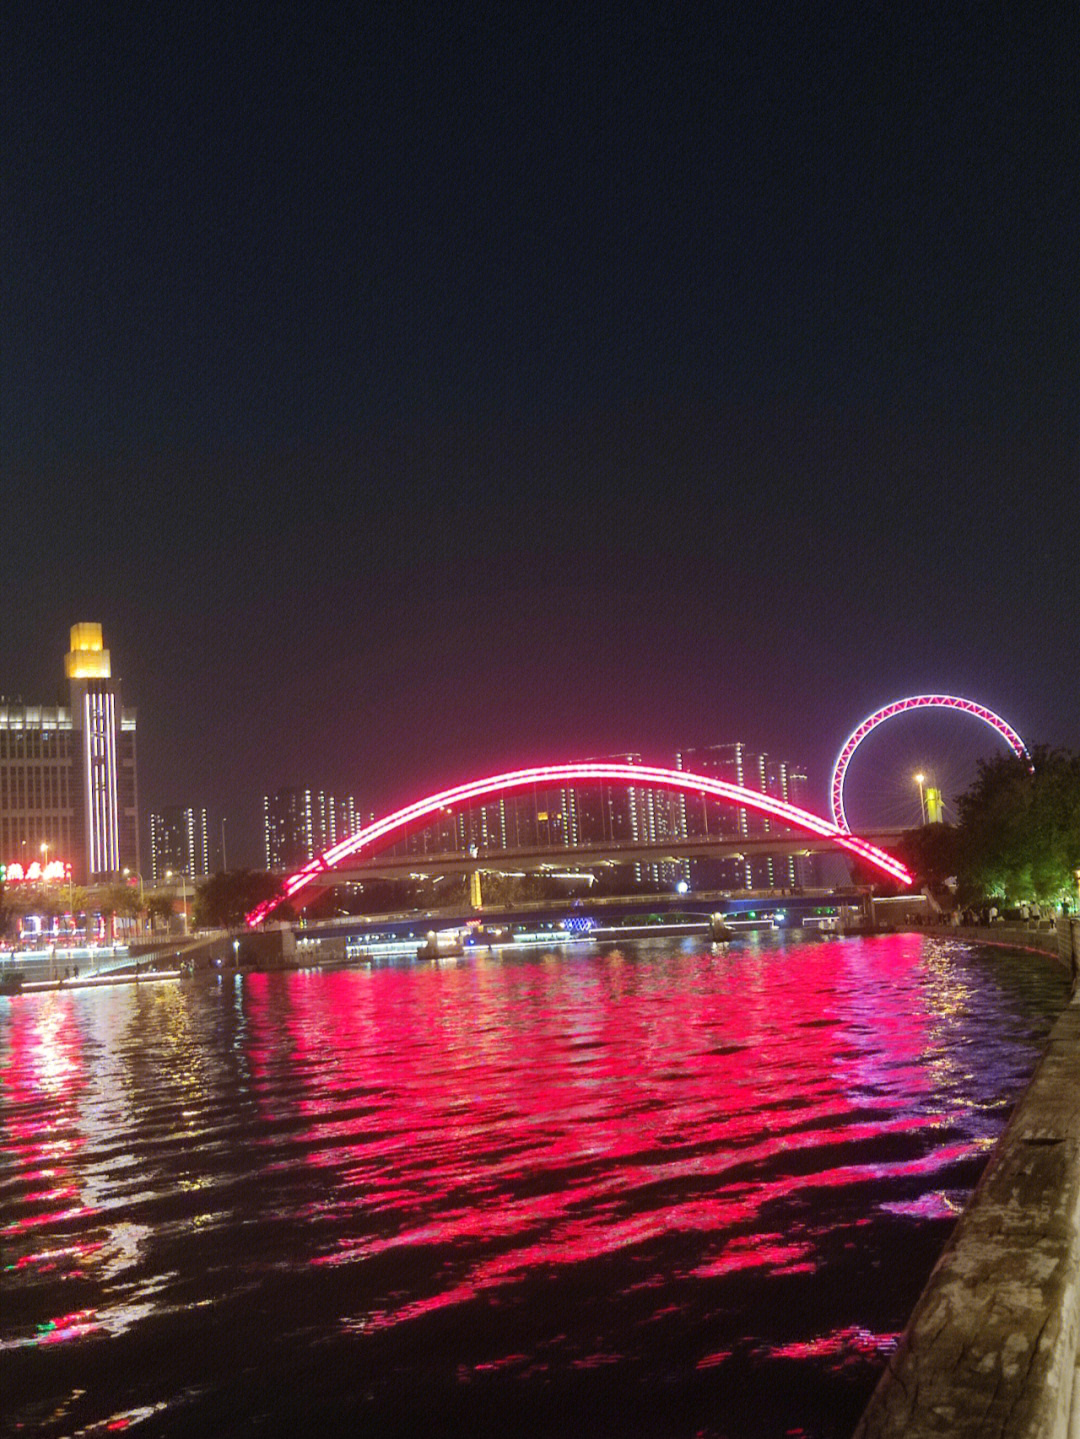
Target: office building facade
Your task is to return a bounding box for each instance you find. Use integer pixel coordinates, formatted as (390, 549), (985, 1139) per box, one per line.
(149, 806), (210, 884)
(264, 788), (360, 871)
(674, 743), (810, 890)
(0, 624), (138, 884)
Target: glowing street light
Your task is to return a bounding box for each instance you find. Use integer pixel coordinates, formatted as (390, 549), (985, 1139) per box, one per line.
(914, 773), (927, 826)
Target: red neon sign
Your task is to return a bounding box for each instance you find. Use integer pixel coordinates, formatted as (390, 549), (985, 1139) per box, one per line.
(246, 762), (913, 926)
(829, 695), (1030, 832)
(4, 859), (72, 884)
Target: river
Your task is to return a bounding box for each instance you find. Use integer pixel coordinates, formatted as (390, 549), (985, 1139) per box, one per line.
(0, 932), (1069, 1438)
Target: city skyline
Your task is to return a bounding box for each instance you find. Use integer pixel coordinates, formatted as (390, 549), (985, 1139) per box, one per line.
(2, 8), (1075, 867)
(0, 617), (1069, 873)
(1, 619), (1069, 872)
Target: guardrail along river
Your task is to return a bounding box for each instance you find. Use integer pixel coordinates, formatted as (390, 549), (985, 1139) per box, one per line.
(1, 933), (1070, 1438)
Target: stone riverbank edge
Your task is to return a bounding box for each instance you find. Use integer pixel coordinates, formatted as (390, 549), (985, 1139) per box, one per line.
(853, 921), (1080, 1439)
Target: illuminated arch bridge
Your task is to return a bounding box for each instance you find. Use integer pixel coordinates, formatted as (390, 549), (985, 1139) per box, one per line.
(246, 762), (913, 926)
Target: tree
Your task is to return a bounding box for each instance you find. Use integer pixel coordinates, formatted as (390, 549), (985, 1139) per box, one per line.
(195, 871), (290, 929)
(0, 877), (13, 940)
(144, 894), (176, 932)
(896, 823), (964, 894)
(0, 881), (89, 941)
(95, 882), (143, 940)
(955, 747), (1080, 908)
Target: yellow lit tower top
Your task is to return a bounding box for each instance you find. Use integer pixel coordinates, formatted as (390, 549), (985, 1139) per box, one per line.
(64, 623), (112, 680)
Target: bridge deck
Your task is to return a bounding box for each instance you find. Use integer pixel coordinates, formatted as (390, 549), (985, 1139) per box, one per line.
(317, 830), (906, 884)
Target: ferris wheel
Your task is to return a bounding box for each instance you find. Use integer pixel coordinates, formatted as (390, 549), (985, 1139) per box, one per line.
(830, 695), (1030, 833)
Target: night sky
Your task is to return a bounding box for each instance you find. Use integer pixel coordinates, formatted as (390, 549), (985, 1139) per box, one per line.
(3, 4), (1077, 866)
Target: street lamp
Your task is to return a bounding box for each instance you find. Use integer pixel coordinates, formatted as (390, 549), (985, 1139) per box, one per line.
(38, 844), (58, 943)
(914, 773), (927, 826)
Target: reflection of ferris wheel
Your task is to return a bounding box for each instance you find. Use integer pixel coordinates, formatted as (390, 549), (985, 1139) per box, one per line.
(830, 695), (1030, 833)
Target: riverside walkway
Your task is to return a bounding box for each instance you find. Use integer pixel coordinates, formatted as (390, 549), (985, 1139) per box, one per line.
(855, 920), (1080, 1439)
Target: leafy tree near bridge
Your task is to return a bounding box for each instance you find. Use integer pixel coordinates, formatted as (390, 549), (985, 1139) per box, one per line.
(892, 747), (1080, 911)
(896, 823), (964, 895)
(955, 746), (1080, 908)
(144, 894), (176, 931)
(97, 882), (142, 919)
(195, 871), (292, 929)
(95, 882), (143, 940)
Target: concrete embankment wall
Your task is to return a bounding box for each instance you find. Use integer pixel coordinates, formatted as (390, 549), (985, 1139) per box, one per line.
(946, 920), (1078, 980)
(854, 924), (1080, 1438)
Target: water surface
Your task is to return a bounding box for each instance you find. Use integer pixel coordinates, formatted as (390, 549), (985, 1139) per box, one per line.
(0, 933), (1068, 1437)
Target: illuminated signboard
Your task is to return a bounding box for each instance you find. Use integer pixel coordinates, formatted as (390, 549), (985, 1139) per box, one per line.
(1, 859), (72, 883)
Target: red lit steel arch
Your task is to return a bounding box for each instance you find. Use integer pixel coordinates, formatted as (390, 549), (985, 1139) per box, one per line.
(830, 695), (1030, 833)
(247, 762), (913, 925)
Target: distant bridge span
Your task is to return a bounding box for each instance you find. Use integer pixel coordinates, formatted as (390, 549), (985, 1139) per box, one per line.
(318, 829), (912, 885)
(247, 763), (913, 926)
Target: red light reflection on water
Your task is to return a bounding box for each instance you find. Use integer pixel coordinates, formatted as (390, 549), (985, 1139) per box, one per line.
(240, 935), (994, 1339)
(0, 934), (1064, 1439)
(0, 932), (1064, 1439)
(762, 1325), (901, 1367)
(1, 999), (92, 1244)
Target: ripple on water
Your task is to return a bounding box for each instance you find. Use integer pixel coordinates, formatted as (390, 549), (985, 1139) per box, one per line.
(0, 933), (1068, 1438)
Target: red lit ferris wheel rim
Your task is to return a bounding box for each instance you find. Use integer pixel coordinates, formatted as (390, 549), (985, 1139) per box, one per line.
(829, 695), (1030, 833)
(247, 761), (914, 925)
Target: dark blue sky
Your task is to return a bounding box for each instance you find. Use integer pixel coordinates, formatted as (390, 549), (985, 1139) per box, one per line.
(3, 3), (1077, 865)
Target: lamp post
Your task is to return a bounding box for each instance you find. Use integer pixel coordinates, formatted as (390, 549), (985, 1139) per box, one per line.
(39, 844), (52, 942)
(914, 773), (927, 826)
(42, 847), (55, 977)
(62, 858), (76, 939)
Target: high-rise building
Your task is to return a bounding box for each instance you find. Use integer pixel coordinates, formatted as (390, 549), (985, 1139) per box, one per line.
(0, 624), (138, 884)
(782, 762), (816, 887)
(149, 807), (209, 883)
(313, 791), (362, 852)
(674, 743), (809, 890)
(674, 743), (759, 888)
(264, 788), (359, 871)
(574, 754), (677, 884)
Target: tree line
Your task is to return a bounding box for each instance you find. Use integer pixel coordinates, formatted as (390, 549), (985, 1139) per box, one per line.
(898, 746), (1080, 912)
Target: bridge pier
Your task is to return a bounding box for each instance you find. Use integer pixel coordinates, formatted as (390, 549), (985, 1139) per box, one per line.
(468, 868), (483, 911)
